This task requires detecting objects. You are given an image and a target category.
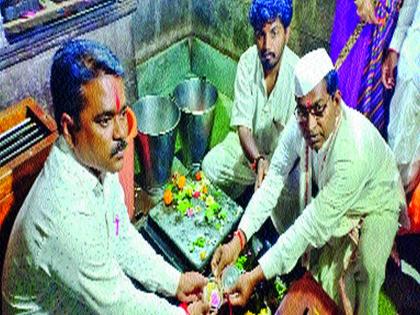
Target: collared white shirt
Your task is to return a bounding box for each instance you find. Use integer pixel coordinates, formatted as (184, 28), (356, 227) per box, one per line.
(230, 45), (299, 157)
(2, 137), (185, 315)
(238, 104), (406, 279)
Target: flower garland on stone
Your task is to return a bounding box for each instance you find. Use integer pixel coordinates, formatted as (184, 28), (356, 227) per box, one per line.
(162, 171), (226, 223)
(163, 171), (229, 261)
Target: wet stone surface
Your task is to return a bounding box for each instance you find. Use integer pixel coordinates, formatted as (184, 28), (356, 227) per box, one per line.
(148, 178), (244, 271)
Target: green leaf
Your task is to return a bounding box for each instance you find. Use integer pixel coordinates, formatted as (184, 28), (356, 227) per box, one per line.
(205, 208), (215, 222)
(274, 277), (287, 300)
(213, 190), (222, 198)
(177, 199), (192, 216)
(217, 209), (227, 220)
(165, 183), (175, 191)
(234, 255), (248, 272)
(193, 236), (206, 248)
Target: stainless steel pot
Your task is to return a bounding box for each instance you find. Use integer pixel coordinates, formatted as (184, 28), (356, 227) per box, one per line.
(172, 77), (218, 168)
(133, 95), (180, 190)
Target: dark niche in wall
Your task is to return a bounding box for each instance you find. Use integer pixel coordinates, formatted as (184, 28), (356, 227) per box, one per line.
(0, 0), (137, 71)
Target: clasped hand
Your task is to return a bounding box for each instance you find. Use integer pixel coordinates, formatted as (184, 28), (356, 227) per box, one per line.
(211, 235), (242, 278)
(176, 272), (209, 315)
(255, 158), (269, 191)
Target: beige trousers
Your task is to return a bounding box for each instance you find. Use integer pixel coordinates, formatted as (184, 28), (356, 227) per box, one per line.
(314, 211), (399, 315)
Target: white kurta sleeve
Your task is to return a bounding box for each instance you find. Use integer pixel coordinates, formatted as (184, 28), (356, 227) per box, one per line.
(259, 155), (367, 279)
(44, 200), (185, 315)
(238, 119), (301, 241)
(389, 0), (416, 52)
(112, 179), (181, 297)
(230, 54), (256, 130)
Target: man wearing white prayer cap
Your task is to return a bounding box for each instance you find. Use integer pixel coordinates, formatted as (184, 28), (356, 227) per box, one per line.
(211, 48), (406, 315)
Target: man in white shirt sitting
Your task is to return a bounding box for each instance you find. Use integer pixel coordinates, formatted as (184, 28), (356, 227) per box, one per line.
(202, 0), (299, 214)
(2, 39), (208, 315)
(212, 48), (406, 315)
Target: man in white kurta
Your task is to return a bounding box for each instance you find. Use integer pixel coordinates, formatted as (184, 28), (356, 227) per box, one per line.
(382, 0), (419, 194)
(202, 0), (299, 215)
(2, 39), (207, 315)
(202, 45), (298, 196)
(212, 49), (405, 315)
(2, 137), (192, 314)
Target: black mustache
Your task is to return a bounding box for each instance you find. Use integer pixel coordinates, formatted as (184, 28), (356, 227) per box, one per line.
(111, 140), (128, 157)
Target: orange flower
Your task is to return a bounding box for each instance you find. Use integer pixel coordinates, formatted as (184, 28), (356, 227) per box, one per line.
(202, 185), (208, 195)
(195, 171), (202, 181)
(177, 175), (186, 190)
(163, 189), (173, 205)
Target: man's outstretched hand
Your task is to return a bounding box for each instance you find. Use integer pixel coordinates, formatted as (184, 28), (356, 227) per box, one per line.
(211, 232), (243, 278)
(176, 272), (208, 303)
(226, 265), (265, 307)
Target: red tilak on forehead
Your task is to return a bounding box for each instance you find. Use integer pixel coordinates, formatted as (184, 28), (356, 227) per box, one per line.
(305, 99), (312, 108)
(114, 84), (121, 111)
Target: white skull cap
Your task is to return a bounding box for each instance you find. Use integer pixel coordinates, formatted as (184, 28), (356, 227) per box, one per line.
(294, 48), (335, 97)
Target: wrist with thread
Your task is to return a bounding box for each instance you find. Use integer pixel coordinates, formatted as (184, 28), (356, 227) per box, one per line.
(179, 302), (189, 315)
(234, 229), (246, 250)
(251, 155), (265, 171)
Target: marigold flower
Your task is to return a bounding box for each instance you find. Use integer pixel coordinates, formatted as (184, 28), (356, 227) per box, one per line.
(163, 189), (173, 205)
(177, 175), (186, 190)
(202, 185), (208, 195)
(195, 171), (203, 181)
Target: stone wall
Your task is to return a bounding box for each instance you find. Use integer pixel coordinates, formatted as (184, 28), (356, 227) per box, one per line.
(132, 0), (192, 64)
(0, 0), (336, 115)
(0, 14), (137, 114)
(192, 0), (336, 60)
(0, 0), (193, 116)
(289, 0), (336, 55)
